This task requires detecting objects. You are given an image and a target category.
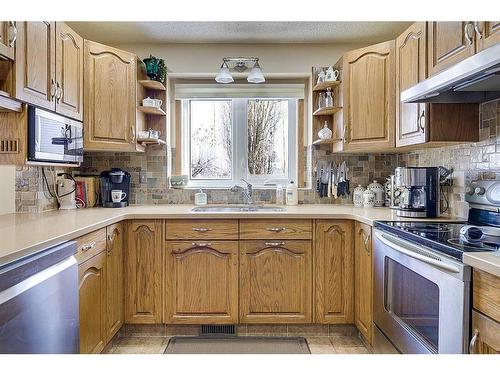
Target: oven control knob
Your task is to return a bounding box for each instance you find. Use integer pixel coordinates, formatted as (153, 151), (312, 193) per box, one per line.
(474, 187), (486, 196)
(465, 185), (475, 195)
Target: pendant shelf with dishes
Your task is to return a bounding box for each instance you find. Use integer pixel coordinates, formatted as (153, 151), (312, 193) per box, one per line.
(136, 56), (168, 148)
(311, 66), (342, 148)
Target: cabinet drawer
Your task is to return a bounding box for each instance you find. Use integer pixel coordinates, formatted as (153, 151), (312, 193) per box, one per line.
(471, 310), (500, 354)
(239, 219), (312, 240)
(75, 228), (107, 264)
(473, 269), (500, 323)
(165, 219), (238, 240)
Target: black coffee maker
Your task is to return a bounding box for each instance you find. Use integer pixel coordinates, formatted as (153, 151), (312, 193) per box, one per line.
(100, 168), (131, 208)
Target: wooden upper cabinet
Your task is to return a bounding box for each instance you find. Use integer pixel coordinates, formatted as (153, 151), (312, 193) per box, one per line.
(55, 22), (83, 121)
(396, 22), (427, 147)
(315, 220), (354, 324)
(78, 251), (106, 354)
(240, 240), (312, 323)
(354, 222), (373, 344)
(0, 21), (16, 60)
(428, 22), (476, 75)
(476, 21), (500, 51)
(343, 40), (395, 151)
(125, 220), (163, 324)
(165, 241), (239, 324)
(105, 223), (124, 342)
(84, 40), (137, 151)
(14, 21), (56, 110)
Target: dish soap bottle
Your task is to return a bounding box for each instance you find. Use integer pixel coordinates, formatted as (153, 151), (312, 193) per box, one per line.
(194, 189), (207, 205)
(286, 181), (298, 206)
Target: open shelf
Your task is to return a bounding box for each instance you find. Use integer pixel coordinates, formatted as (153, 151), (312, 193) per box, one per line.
(313, 106), (342, 116)
(137, 106), (167, 116)
(312, 81), (341, 92)
(137, 138), (167, 146)
(138, 80), (166, 91)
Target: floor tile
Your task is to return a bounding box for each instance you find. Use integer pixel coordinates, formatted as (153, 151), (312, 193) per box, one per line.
(306, 337), (336, 354)
(112, 337), (169, 354)
(125, 324), (165, 337)
(330, 335), (364, 348)
(328, 324), (358, 336)
(333, 346), (370, 354)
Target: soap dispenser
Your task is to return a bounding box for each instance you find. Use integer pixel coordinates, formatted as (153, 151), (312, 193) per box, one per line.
(194, 189), (207, 205)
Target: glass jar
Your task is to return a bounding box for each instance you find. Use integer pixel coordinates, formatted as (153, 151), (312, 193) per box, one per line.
(325, 88), (333, 107)
(318, 92), (326, 110)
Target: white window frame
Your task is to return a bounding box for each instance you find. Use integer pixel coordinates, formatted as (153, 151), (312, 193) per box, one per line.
(182, 98), (297, 188)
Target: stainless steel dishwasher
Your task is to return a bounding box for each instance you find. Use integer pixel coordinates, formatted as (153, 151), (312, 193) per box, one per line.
(0, 241), (79, 353)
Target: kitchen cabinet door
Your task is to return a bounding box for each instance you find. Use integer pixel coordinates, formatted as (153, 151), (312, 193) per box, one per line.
(471, 310), (500, 354)
(354, 222), (373, 344)
(105, 223), (124, 342)
(79, 251), (106, 354)
(476, 21), (500, 52)
(165, 241), (239, 324)
(14, 21), (56, 110)
(427, 22), (476, 76)
(55, 22), (83, 121)
(240, 240), (312, 323)
(396, 22), (427, 147)
(0, 21), (16, 60)
(125, 220), (163, 324)
(343, 40), (395, 151)
(315, 220), (354, 324)
(84, 40), (136, 151)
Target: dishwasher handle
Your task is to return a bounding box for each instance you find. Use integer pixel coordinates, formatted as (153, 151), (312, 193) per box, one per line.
(374, 231), (460, 273)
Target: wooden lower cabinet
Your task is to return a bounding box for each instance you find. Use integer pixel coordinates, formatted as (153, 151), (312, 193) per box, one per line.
(165, 241), (239, 323)
(125, 220), (163, 323)
(240, 240), (312, 323)
(105, 223), (124, 341)
(354, 222), (373, 344)
(78, 251), (106, 354)
(315, 220), (354, 324)
(471, 310), (500, 354)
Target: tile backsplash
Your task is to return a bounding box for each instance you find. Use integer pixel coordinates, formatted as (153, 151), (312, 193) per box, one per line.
(15, 100), (499, 216)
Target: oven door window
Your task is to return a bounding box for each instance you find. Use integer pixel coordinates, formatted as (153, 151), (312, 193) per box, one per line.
(384, 258), (440, 351)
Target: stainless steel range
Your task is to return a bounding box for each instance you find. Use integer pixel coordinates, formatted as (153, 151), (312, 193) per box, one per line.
(373, 179), (500, 354)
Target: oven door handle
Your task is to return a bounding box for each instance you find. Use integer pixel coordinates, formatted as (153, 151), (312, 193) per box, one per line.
(374, 232), (460, 273)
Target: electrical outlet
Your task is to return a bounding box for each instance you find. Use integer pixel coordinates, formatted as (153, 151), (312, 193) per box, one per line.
(139, 171), (147, 184)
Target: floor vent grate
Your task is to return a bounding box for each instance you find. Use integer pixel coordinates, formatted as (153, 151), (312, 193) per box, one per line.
(200, 325), (236, 336)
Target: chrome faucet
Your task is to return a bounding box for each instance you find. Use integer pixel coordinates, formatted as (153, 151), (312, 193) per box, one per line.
(230, 179), (254, 205)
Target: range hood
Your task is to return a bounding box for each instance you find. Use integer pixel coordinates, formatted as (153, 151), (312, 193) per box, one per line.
(401, 43), (500, 103)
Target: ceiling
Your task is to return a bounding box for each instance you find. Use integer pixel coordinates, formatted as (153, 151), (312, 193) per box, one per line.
(68, 21), (411, 45)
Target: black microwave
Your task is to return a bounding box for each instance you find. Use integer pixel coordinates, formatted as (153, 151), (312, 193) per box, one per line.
(27, 106), (83, 165)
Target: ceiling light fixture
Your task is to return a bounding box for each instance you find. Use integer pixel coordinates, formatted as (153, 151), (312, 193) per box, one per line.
(215, 57), (265, 84)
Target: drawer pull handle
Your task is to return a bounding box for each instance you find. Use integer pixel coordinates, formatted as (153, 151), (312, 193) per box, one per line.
(469, 329), (479, 354)
(192, 242), (212, 247)
(192, 227), (212, 232)
(265, 241), (286, 247)
(82, 241), (96, 251)
(266, 227), (286, 232)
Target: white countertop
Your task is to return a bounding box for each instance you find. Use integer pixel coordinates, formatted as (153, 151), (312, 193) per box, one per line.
(463, 251), (500, 277)
(0, 204), (464, 267)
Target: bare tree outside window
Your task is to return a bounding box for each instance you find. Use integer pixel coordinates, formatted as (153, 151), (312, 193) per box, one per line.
(247, 100), (288, 178)
(190, 100), (232, 179)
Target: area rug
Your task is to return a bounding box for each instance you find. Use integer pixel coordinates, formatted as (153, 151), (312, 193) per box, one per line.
(164, 336), (310, 354)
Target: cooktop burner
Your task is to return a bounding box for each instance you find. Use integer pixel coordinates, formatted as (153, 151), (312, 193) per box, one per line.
(374, 221), (499, 261)
(447, 238), (500, 252)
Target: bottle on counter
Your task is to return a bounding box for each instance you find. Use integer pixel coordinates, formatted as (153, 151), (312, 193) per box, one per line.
(194, 189), (207, 205)
(286, 181), (298, 206)
(276, 184), (284, 205)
